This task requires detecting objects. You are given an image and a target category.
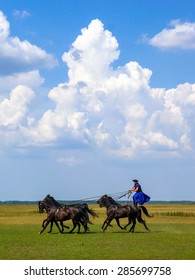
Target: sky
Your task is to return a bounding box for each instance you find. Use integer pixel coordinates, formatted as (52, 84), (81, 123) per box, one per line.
(0, 0), (195, 201)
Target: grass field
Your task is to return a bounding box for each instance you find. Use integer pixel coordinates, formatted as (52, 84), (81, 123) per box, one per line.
(0, 203), (195, 260)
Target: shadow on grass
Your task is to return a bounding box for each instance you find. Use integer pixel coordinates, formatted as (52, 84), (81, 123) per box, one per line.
(38, 229), (164, 235)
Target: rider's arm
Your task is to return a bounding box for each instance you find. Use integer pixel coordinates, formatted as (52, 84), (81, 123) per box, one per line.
(129, 186), (139, 192)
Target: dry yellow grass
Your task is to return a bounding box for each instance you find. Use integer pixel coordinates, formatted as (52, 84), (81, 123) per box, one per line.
(0, 203), (194, 226)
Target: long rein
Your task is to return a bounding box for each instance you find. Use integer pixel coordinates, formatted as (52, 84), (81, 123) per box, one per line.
(67, 190), (131, 204)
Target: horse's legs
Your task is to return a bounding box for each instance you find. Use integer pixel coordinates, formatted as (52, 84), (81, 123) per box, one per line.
(42, 218), (47, 228)
(135, 208), (150, 231)
(63, 223), (69, 229)
(101, 215), (114, 231)
(69, 220), (77, 233)
(82, 215), (89, 232)
(101, 216), (111, 231)
(115, 217), (125, 230)
(72, 219), (81, 233)
(101, 218), (110, 231)
(46, 220), (62, 234)
(60, 221), (69, 232)
(77, 222), (81, 233)
(79, 218), (88, 233)
(137, 216), (150, 231)
(129, 218), (136, 233)
(142, 220), (150, 231)
(54, 220), (63, 233)
(60, 221), (64, 232)
(48, 220), (54, 233)
(123, 217), (132, 230)
(100, 219), (107, 231)
(39, 218), (52, 234)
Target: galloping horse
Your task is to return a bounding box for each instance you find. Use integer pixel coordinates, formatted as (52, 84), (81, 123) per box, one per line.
(38, 198), (69, 233)
(38, 194), (98, 234)
(97, 194), (152, 232)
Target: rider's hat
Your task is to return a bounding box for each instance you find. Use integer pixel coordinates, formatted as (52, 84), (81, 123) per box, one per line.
(132, 179), (138, 182)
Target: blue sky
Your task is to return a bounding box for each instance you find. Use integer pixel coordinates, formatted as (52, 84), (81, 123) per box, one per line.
(0, 0), (195, 201)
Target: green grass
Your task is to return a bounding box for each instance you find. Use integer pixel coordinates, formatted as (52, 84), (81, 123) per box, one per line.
(0, 204), (195, 260)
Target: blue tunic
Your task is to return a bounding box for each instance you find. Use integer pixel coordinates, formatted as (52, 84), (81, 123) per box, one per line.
(132, 183), (150, 205)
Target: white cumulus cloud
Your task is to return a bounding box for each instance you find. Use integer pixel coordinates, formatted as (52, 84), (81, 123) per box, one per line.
(0, 70), (44, 93)
(23, 19), (195, 159)
(148, 20), (195, 50)
(1, 17), (195, 160)
(0, 10), (58, 75)
(0, 85), (35, 126)
(62, 19), (120, 86)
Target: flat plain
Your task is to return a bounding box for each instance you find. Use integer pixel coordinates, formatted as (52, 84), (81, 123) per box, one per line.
(0, 203), (194, 260)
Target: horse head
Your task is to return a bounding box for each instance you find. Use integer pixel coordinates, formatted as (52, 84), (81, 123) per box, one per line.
(97, 194), (111, 207)
(38, 201), (46, 213)
(97, 194), (121, 208)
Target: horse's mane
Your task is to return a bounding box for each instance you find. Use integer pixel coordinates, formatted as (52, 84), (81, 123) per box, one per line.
(104, 195), (121, 206)
(44, 194), (61, 207)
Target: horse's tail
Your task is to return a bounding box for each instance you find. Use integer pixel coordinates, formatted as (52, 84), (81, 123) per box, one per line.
(83, 203), (99, 218)
(140, 206), (153, 218)
(77, 204), (97, 225)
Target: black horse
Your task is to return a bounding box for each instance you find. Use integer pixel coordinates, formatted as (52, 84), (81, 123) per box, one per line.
(38, 197), (69, 233)
(38, 194), (98, 234)
(97, 194), (152, 232)
(38, 195), (94, 229)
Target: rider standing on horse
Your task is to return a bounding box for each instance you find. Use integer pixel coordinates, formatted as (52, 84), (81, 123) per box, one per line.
(129, 179), (150, 206)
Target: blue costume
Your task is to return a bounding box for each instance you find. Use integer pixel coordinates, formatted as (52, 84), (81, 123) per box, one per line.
(131, 180), (150, 205)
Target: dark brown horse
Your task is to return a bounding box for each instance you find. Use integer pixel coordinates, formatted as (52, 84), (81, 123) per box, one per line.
(97, 194), (152, 232)
(38, 198), (69, 233)
(38, 194), (98, 234)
